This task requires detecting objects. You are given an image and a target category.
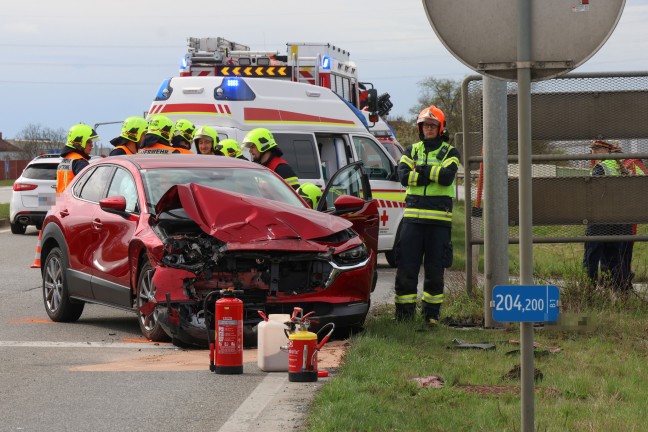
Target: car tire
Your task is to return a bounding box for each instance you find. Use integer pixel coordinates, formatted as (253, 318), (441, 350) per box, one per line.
(136, 260), (170, 342)
(10, 223), (27, 235)
(43, 247), (84, 322)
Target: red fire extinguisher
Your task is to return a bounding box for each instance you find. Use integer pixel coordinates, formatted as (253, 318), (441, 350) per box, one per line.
(287, 308), (335, 382)
(208, 289), (244, 375)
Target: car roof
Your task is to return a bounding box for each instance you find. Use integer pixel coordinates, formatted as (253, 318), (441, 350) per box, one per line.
(101, 154), (263, 170)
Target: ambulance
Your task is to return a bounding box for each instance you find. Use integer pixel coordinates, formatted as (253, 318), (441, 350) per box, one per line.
(147, 76), (405, 266)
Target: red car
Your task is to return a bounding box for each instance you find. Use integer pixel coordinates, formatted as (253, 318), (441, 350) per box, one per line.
(39, 155), (378, 347)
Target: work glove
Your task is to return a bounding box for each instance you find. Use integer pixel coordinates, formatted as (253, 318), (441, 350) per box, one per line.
(415, 165), (432, 180)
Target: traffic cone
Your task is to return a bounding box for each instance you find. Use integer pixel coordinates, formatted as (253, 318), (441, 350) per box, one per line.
(30, 230), (43, 269)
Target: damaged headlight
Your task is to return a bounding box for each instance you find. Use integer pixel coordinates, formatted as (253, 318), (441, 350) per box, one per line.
(333, 244), (368, 266)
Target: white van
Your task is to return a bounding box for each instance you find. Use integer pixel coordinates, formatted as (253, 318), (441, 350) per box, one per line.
(148, 76), (406, 265)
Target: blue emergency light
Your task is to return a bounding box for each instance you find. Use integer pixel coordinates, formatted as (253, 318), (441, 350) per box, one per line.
(154, 79), (172, 101)
(180, 55), (189, 70)
(321, 56), (331, 70)
(214, 77), (256, 101)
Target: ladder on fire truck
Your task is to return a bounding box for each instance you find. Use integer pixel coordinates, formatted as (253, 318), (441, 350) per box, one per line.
(178, 37), (394, 115)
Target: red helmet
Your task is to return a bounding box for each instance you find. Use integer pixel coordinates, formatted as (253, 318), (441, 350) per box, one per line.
(417, 106), (445, 137)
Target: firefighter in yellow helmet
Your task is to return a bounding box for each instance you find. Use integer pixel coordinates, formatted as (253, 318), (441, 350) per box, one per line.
(109, 116), (147, 156)
(56, 123), (98, 193)
(139, 115), (180, 154)
(393, 105), (460, 328)
(215, 138), (248, 161)
(193, 126), (220, 155)
(171, 119), (196, 154)
(296, 182), (322, 209)
(242, 128), (300, 190)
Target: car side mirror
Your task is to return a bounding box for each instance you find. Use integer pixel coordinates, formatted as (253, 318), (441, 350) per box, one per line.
(100, 196), (129, 217)
(332, 195), (365, 215)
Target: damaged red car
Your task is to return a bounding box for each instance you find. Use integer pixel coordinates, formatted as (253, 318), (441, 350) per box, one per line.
(39, 155), (378, 347)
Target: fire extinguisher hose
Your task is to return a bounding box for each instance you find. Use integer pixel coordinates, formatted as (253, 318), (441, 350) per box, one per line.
(311, 322), (336, 367)
(203, 290), (220, 354)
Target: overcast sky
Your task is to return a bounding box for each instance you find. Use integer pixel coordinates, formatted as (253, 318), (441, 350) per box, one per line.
(1, 0), (647, 144)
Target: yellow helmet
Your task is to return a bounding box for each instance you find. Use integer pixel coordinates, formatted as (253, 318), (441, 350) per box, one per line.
(174, 119), (196, 143)
(296, 182), (322, 209)
(242, 128), (277, 153)
(66, 123), (99, 150)
(147, 115), (175, 142)
(193, 126), (220, 153)
(120, 116), (148, 142)
(215, 139), (243, 158)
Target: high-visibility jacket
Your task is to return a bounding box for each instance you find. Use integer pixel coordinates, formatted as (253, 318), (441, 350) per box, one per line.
(398, 139), (460, 226)
(139, 143), (180, 155)
(266, 155), (300, 190)
(56, 153), (85, 194)
(174, 147), (193, 154)
(109, 145), (136, 156)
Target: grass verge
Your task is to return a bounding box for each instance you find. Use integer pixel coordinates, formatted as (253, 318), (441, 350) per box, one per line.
(0, 179), (14, 187)
(0, 203), (8, 220)
(308, 288), (648, 431)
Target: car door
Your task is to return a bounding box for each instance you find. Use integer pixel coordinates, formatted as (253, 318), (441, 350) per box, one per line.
(90, 166), (140, 308)
(64, 165), (115, 300)
(317, 161), (379, 255)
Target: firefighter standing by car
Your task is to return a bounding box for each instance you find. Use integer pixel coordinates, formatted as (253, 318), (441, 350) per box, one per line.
(393, 106), (460, 328)
(584, 140), (633, 291)
(139, 115), (181, 154)
(171, 119), (196, 154)
(56, 123), (98, 193)
(216, 138), (248, 161)
(108, 116), (148, 156)
(242, 128), (300, 190)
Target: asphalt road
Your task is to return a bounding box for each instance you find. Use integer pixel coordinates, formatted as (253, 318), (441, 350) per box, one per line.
(0, 186), (12, 205)
(0, 225), (398, 432)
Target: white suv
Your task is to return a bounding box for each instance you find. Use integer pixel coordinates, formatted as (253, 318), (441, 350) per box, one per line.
(10, 154), (61, 234)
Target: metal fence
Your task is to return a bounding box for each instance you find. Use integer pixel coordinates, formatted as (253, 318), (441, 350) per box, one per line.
(460, 71), (648, 289)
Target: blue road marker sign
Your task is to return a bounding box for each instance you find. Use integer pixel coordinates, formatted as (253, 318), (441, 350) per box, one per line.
(491, 285), (560, 322)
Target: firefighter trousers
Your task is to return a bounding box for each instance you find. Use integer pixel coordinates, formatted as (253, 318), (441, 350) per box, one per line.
(394, 222), (450, 321)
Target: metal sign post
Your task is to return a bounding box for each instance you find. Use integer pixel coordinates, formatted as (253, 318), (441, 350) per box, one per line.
(423, 1), (625, 430)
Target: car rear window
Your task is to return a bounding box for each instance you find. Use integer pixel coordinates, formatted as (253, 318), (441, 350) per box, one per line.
(22, 163), (59, 180)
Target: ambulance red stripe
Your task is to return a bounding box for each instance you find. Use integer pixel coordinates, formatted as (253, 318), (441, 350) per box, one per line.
(244, 107), (355, 125)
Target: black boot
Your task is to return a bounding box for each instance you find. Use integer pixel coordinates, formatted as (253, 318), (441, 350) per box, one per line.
(395, 304), (416, 321)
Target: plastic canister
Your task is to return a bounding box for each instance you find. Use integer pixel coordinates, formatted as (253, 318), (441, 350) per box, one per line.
(257, 314), (290, 372)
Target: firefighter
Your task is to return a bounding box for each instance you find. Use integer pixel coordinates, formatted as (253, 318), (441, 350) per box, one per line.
(193, 126), (220, 155)
(171, 119), (196, 154)
(215, 138), (248, 161)
(108, 116), (147, 156)
(139, 115), (180, 154)
(393, 106), (460, 327)
(296, 182), (322, 209)
(56, 123), (98, 194)
(583, 140), (633, 291)
(242, 128), (300, 190)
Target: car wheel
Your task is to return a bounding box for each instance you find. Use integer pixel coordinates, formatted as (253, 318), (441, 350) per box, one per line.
(10, 223), (27, 235)
(136, 260), (170, 342)
(43, 247), (84, 322)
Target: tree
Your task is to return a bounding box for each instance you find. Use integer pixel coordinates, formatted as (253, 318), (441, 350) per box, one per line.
(14, 123), (66, 159)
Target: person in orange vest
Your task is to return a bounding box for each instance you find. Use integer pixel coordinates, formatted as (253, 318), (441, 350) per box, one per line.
(139, 115), (180, 154)
(171, 119), (196, 154)
(56, 123), (98, 193)
(193, 126), (220, 155)
(109, 116), (147, 156)
(242, 128), (300, 190)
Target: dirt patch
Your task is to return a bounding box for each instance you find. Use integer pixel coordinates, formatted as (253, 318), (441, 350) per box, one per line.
(70, 340), (350, 372)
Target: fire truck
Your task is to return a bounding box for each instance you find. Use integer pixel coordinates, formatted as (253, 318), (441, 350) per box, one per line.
(179, 37), (393, 120)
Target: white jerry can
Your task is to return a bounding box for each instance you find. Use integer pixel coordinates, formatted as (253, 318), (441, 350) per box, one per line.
(257, 314), (291, 372)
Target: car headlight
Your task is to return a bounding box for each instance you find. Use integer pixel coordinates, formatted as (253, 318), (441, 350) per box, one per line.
(334, 244), (368, 266)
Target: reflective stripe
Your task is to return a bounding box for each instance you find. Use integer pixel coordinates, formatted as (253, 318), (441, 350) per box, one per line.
(284, 177), (300, 187)
(403, 208), (452, 222)
(400, 155), (414, 169)
(394, 294), (417, 304)
(442, 156), (460, 168)
(429, 166), (440, 182)
(422, 292), (444, 304)
(408, 171), (419, 186)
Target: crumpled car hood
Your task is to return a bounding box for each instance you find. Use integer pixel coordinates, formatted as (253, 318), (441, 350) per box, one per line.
(155, 183), (352, 243)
